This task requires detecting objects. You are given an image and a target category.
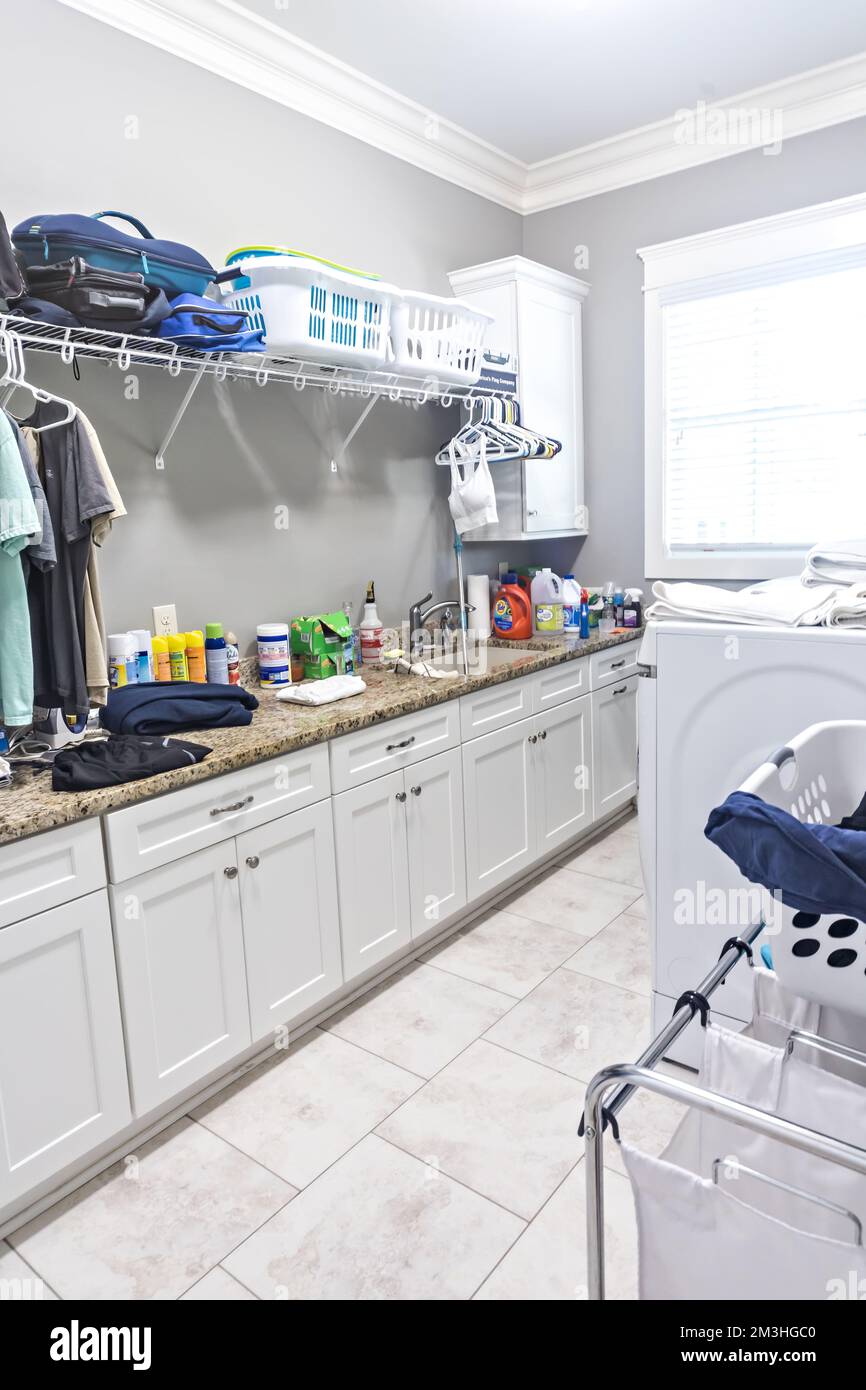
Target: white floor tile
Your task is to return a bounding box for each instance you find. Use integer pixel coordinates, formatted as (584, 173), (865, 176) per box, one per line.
(378, 1039), (583, 1219)
(485, 967), (650, 1083)
(223, 1134), (524, 1301)
(563, 909), (650, 995)
(474, 1160), (637, 1301)
(559, 824), (644, 889)
(181, 1266), (257, 1301)
(504, 866), (642, 938)
(423, 907), (587, 998)
(323, 962), (513, 1078)
(0, 1239), (57, 1300)
(10, 1119), (294, 1301)
(193, 1028), (421, 1188)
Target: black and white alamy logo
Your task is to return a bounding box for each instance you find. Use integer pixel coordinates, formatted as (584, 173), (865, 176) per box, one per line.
(50, 1320), (151, 1371)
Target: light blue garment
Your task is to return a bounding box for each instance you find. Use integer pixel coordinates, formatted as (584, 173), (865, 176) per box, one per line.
(0, 412), (38, 724)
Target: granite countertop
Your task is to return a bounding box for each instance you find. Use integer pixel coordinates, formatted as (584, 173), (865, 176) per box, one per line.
(0, 628), (643, 848)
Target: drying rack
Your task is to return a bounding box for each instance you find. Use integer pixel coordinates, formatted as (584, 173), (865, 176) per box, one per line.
(0, 314), (515, 471)
(582, 919), (866, 1300)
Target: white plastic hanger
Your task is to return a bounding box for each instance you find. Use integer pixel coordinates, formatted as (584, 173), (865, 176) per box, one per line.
(435, 394), (561, 465)
(0, 329), (78, 431)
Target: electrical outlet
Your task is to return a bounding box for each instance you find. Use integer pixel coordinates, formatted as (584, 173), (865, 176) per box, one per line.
(152, 604), (178, 636)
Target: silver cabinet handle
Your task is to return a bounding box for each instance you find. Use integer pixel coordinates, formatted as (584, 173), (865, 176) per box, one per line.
(612, 684), (628, 695)
(245, 855), (260, 869)
(528, 734), (538, 744)
(211, 795), (254, 817)
(223, 865), (238, 879)
(386, 736), (416, 752)
(610, 659), (626, 669)
(527, 509), (538, 517)
(396, 791), (407, 802)
(410, 785), (422, 796)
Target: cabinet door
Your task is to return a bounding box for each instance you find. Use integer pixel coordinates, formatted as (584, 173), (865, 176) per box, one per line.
(237, 802), (343, 1042)
(405, 748), (467, 939)
(111, 844), (251, 1116)
(536, 694), (593, 855)
(462, 718), (537, 901)
(332, 771), (411, 981)
(591, 676), (638, 820)
(518, 283), (583, 532)
(0, 892), (130, 1211)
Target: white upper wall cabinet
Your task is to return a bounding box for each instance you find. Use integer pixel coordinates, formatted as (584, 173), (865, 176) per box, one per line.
(448, 256), (590, 540)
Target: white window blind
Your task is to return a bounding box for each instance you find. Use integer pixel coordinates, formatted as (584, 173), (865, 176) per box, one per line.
(662, 259), (866, 554)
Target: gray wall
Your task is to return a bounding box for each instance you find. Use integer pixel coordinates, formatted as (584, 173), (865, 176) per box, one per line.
(2, 0), (523, 649)
(523, 116), (866, 590)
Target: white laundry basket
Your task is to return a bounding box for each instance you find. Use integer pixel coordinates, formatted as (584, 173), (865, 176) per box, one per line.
(740, 720), (866, 1013)
(216, 255), (398, 367)
(389, 291), (493, 386)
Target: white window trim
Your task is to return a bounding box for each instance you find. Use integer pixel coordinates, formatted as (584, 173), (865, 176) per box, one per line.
(640, 191), (866, 581)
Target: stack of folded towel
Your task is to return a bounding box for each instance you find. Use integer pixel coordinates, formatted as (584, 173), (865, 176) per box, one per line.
(646, 575), (840, 627)
(801, 540), (866, 588)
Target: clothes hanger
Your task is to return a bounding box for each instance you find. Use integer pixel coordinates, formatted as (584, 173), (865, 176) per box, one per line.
(435, 394), (562, 465)
(0, 330), (77, 431)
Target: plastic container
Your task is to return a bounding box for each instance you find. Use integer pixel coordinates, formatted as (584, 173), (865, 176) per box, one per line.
(623, 588), (643, 629)
(389, 291), (493, 386)
(257, 622), (290, 687)
(217, 255), (398, 367)
(167, 634), (188, 681)
(225, 632), (240, 686)
(579, 589), (590, 639)
(531, 568), (564, 635)
(492, 573), (532, 641)
(360, 581), (384, 665)
(599, 583), (616, 635)
(151, 636), (171, 682)
(562, 575), (582, 632)
(185, 630), (207, 683)
(205, 622), (229, 685)
(130, 629), (153, 683)
(108, 633), (138, 688)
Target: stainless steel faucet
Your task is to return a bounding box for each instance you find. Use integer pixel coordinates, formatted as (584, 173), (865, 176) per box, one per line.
(408, 591), (475, 658)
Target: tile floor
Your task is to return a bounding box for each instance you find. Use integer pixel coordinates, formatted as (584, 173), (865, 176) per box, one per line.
(6, 812), (687, 1301)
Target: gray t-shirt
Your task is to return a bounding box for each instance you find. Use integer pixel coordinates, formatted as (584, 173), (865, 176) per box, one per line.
(4, 411), (56, 574)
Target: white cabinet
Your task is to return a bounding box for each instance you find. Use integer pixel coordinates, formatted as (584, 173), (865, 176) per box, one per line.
(111, 843), (251, 1116)
(592, 676), (638, 820)
(462, 719), (537, 899)
(237, 801), (343, 1042)
(0, 820), (105, 930)
(0, 892), (130, 1209)
(333, 770), (412, 979)
(448, 255), (589, 540)
(405, 747), (467, 938)
(535, 696), (593, 855)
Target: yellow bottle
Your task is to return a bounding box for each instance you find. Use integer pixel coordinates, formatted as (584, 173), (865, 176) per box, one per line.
(167, 633), (188, 681)
(151, 635), (171, 681)
(186, 630), (207, 683)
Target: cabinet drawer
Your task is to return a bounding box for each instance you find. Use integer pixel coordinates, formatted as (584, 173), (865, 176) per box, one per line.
(330, 702), (459, 794)
(0, 820), (105, 930)
(104, 744), (330, 883)
(531, 657), (589, 713)
(590, 640), (640, 690)
(460, 672), (533, 740)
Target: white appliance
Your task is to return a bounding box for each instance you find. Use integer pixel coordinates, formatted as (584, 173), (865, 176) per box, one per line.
(638, 619), (866, 1065)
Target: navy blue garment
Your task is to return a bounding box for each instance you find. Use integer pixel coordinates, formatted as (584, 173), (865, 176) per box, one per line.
(705, 791), (866, 921)
(100, 682), (258, 735)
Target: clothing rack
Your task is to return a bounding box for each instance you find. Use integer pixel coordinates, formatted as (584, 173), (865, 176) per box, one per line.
(582, 921), (866, 1300)
(0, 315), (516, 472)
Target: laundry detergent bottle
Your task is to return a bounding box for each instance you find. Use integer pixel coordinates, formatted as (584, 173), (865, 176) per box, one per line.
(492, 573), (532, 641)
(531, 568), (564, 635)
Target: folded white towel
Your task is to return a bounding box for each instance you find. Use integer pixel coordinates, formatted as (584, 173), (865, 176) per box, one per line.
(821, 583), (866, 627)
(646, 575), (840, 627)
(276, 675), (367, 706)
(802, 540), (866, 588)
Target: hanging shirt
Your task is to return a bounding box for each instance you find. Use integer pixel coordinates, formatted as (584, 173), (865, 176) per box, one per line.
(0, 412), (38, 725)
(23, 404), (114, 716)
(80, 409), (125, 704)
(5, 413), (56, 574)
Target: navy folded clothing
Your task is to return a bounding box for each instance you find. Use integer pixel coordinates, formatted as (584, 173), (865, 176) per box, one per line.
(705, 790), (866, 921)
(100, 681), (259, 735)
(53, 735), (211, 791)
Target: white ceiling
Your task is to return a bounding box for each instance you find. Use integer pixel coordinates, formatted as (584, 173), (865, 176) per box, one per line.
(235, 0), (866, 163)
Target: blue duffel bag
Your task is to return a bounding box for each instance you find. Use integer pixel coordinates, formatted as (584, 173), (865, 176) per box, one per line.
(12, 210), (215, 297)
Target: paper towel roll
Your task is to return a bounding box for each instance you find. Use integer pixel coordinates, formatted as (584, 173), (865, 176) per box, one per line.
(467, 574), (492, 638)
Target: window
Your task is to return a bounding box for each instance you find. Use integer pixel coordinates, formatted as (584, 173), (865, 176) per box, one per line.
(641, 194), (866, 580)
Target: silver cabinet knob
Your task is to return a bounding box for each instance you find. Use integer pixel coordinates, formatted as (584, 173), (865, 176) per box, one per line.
(245, 855), (260, 869)
(528, 734), (538, 744)
(396, 791), (407, 802)
(223, 865), (238, 879)
(410, 785), (422, 796)
(539, 730), (547, 740)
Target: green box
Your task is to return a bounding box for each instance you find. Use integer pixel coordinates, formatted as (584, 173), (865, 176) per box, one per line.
(303, 651), (354, 680)
(291, 611), (352, 656)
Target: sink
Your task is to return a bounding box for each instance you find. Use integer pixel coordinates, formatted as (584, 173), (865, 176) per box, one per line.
(414, 644), (534, 676)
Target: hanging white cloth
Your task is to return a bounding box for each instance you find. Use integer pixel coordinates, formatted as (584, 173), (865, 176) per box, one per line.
(447, 435), (498, 535)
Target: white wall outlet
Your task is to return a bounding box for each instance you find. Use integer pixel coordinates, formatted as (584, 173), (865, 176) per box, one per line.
(152, 604), (178, 636)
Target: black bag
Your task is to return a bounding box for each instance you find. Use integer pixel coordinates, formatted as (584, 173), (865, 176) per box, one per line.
(25, 256), (171, 333)
(0, 210), (26, 309)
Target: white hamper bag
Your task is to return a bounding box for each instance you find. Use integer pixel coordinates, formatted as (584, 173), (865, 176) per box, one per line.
(741, 720), (866, 1014)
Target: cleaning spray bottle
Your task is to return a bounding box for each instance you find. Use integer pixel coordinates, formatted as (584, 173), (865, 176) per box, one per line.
(360, 580), (384, 665)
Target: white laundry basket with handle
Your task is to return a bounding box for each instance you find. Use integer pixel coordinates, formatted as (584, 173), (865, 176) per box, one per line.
(389, 290), (493, 386)
(740, 720), (866, 1014)
(215, 255), (398, 367)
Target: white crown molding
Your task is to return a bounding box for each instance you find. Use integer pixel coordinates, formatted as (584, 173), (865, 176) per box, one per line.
(58, 0), (866, 216)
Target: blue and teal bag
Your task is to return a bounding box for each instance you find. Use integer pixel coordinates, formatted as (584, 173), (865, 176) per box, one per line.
(12, 211), (214, 297)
